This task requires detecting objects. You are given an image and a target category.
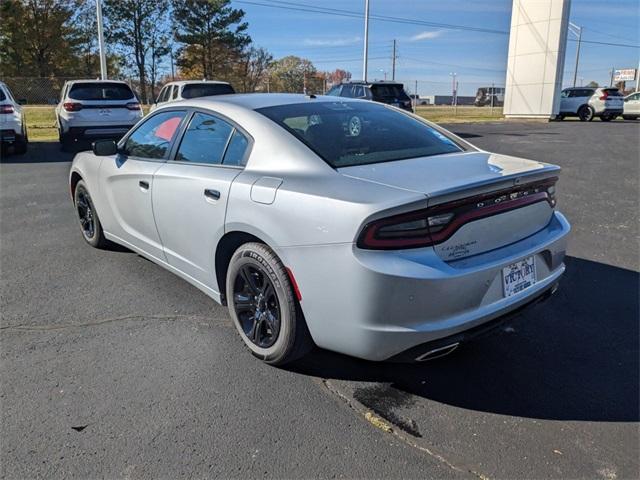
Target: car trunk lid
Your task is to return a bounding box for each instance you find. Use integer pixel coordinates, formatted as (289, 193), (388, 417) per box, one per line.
(342, 151), (560, 260)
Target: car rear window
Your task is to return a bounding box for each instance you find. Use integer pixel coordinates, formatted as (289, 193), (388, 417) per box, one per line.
(603, 89), (622, 96)
(181, 83), (235, 99)
(68, 82), (135, 101)
(371, 84), (410, 100)
(257, 101), (463, 168)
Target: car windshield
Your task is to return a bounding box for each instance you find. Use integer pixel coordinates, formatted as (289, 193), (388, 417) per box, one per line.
(256, 101), (463, 168)
(68, 82), (135, 101)
(371, 84), (410, 100)
(181, 83), (235, 99)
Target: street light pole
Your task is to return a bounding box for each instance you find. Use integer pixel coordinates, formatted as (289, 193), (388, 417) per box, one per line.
(362, 0), (370, 82)
(96, 0), (108, 80)
(391, 39), (396, 81)
(570, 23), (582, 88)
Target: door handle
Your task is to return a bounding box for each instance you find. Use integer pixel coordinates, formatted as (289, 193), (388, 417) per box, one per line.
(204, 188), (221, 201)
(139, 180), (150, 190)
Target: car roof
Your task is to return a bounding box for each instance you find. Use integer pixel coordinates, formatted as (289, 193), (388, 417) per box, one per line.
(65, 79), (131, 85)
(165, 80), (231, 87)
(342, 80), (403, 86)
(176, 93), (362, 111)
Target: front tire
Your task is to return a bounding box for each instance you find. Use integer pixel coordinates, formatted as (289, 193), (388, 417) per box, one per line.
(578, 105), (594, 122)
(74, 180), (108, 248)
(226, 242), (312, 365)
(13, 130), (27, 155)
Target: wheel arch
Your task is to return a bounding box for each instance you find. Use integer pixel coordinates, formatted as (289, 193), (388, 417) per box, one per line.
(70, 170), (83, 199)
(215, 230), (270, 304)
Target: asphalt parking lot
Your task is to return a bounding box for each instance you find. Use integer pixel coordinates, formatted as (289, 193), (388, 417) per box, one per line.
(1, 121), (638, 479)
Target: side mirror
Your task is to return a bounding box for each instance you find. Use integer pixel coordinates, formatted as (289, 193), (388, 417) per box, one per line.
(17, 98), (27, 105)
(92, 139), (118, 156)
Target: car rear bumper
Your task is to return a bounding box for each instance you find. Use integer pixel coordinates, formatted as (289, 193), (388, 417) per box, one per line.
(66, 125), (135, 139)
(1, 128), (21, 143)
(280, 211), (570, 361)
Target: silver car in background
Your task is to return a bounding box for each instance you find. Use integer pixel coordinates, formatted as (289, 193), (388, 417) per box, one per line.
(69, 94), (570, 365)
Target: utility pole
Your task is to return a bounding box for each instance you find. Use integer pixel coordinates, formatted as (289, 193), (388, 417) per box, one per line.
(636, 59), (640, 92)
(490, 82), (495, 115)
(414, 80), (418, 113)
(610, 66), (615, 87)
(450, 72), (457, 107)
(96, 0), (107, 80)
(170, 48), (175, 81)
(362, 0), (370, 81)
(392, 39), (397, 81)
(570, 23), (582, 87)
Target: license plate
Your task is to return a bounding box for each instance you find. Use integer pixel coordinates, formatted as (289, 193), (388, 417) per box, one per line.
(502, 256), (536, 297)
(99, 108), (111, 116)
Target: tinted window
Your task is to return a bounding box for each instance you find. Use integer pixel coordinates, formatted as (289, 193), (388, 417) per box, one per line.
(223, 130), (249, 166)
(326, 85), (341, 96)
(175, 112), (234, 165)
(0, 89), (6, 101)
(181, 83), (235, 99)
(171, 85), (179, 100)
(340, 85), (354, 97)
(354, 86), (365, 98)
(257, 101), (462, 168)
(124, 111), (186, 159)
(68, 82), (135, 101)
(371, 84), (410, 101)
(603, 88), (622, 96)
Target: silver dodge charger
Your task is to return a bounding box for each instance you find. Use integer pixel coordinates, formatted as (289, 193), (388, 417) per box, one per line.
(69, 94), (570, 365)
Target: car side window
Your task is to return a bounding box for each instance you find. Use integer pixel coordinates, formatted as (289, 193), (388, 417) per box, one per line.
(326, 85), (341, 96)
(560, 90), (569, 98)
(175, 112), (234, 165)
(156, 87), (166, 103)
(171, 86), (179, 100)
(340, 85), (354, 97)
(223, 130), (249, 166)
(123, 110), (186, 159)
(354, 86), (365, 98)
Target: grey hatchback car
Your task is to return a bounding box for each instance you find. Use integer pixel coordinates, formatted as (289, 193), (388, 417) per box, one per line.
(69, 94), (570, 365)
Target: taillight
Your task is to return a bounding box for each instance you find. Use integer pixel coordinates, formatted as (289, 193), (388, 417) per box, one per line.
(0, 105), (14, 114)
(358, 178), (558, 250)
(126, 102), (141, 111)
(63, 102), (82, 112)
(599, 91), (609, 100)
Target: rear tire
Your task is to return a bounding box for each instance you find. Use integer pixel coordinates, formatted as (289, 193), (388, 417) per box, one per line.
(74, 180), (109, 249)
(578, 105), (594, 122)
(622, 115), (638, 120)
(60, 131), (74, 152)
(13, 131), (27, 155)
(600, 114), (613, 122)
(226, 242), (312, 365)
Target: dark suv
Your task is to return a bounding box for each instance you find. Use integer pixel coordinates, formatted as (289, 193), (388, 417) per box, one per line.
(326, 81), (413, 111)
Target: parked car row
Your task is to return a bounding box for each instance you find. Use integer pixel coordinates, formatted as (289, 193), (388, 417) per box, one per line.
(1, 79), (639, 157)
(558, 86), (631, 121)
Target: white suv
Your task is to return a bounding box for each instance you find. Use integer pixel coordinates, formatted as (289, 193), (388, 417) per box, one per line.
(55, 80), (143, 149)
(558, 87), (624, 121)
(149, 80), (235, 112)
(0, 81), (27, 155)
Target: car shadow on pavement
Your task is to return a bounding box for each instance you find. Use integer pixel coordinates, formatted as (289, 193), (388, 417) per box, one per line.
(291, 256), (639, 422)
(0, 141), (81, 163)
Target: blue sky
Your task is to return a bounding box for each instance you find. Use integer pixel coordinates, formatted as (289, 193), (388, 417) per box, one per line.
(233, 0), (640, 96)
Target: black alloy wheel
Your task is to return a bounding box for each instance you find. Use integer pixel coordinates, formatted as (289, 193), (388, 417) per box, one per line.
(233, 264), (281, 348)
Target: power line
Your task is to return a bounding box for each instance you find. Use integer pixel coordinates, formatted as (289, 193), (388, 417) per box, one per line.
(568, 38), (640, 49)
(236, 0), (509, 36)
(583, 26), (638, 43)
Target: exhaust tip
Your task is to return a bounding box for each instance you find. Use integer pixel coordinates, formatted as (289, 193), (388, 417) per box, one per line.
(415, 342), (460, 362)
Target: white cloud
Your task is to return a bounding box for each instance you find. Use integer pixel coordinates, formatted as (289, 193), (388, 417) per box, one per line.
(410, 30), (444, 42)
(303, 36), (361, 47)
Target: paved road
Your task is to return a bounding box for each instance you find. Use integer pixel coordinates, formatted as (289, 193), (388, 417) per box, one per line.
(1, 120), (638, 479)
